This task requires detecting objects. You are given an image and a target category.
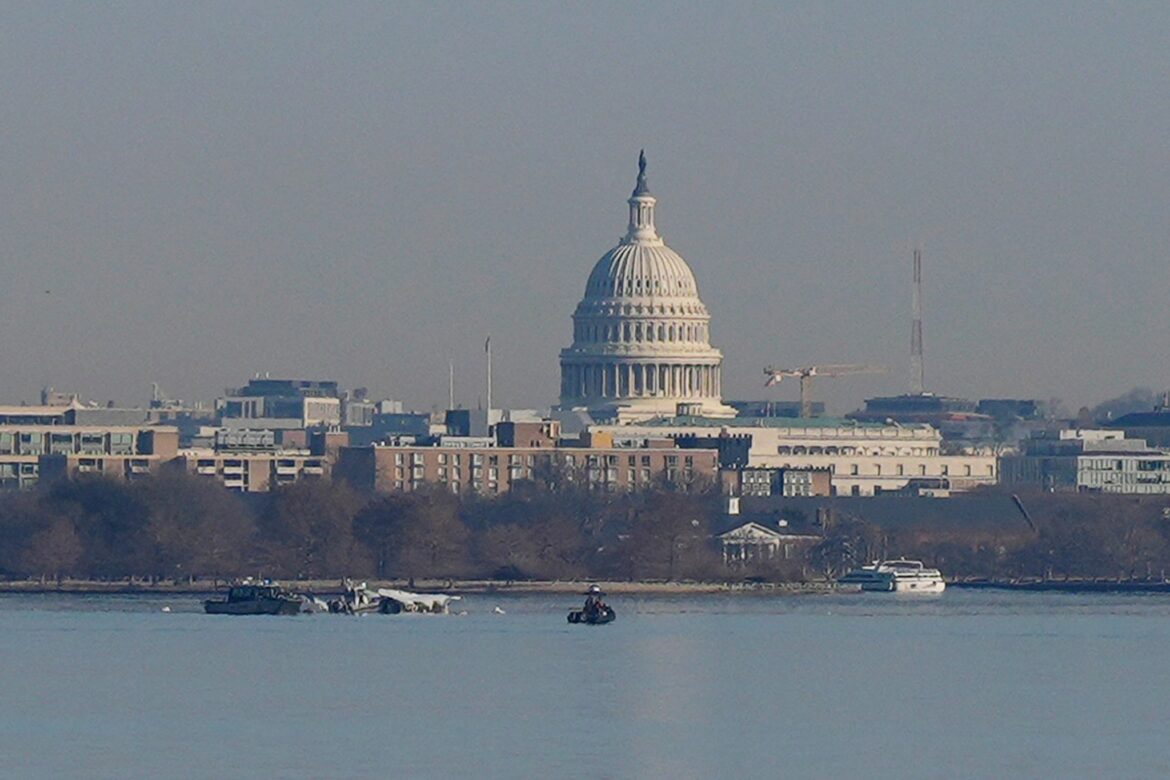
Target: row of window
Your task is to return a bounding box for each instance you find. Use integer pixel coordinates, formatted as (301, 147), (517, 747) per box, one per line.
(772, 462), (990, 477)
(1080, 458), (1170, 472)
(575, 321), (708, 345)
(0, 431), (136, 456)
(391, 450), (700, 470)
(777, 445), (938, 457)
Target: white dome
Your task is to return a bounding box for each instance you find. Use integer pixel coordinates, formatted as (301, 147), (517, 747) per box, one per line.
(558, 152), (734, 422)
(584, 242), (700, 300)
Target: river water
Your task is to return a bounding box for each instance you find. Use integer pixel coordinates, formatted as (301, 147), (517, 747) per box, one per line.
(2, 589), (1169, 779)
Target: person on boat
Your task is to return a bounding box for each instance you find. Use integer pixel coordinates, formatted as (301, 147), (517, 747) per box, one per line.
(583, 584), (606, 617)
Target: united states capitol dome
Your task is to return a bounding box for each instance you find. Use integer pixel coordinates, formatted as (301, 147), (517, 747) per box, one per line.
(558, 152), (734, 422)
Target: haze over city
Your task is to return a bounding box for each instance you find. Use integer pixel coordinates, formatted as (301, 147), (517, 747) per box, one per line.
(2, 4), (1167, 413)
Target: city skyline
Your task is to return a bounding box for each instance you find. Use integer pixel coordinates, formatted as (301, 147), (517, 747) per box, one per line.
(2, 5), (1168, 413)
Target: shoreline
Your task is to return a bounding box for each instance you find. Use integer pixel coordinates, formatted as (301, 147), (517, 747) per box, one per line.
(6, 578), (1170, 596)
(0, 578), (842, 597)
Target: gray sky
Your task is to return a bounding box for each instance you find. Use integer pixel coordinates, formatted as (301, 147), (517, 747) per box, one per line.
(2, 3), (1168, 414)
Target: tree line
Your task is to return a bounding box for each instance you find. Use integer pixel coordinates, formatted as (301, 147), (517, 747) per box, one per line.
(803, 488), (1170, 582)
(0, 470), (726, 583)
(4, 472), (1170, 584)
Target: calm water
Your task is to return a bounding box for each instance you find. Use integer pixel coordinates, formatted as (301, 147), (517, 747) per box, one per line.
(3, 589), (1170, 779)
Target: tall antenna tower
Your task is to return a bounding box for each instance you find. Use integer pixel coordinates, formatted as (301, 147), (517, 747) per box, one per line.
(910, 247), (925, 395)
(484, 336), (492, 417)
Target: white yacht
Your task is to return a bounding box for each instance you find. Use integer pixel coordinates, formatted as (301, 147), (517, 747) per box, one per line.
(839, 560), (946, 594)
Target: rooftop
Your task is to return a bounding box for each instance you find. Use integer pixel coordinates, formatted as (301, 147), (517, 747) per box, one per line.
(634, 415), (934, 431)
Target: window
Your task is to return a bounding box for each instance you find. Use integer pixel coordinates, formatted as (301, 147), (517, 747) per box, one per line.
(850, 464), (859, 476)
(110, 432), (134, 455)
(19, 432), (44, 455)
(50, 432), (75, 455)
(80, 432), (105, 458)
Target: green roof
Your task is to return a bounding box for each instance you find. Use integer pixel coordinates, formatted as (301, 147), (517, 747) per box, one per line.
(638, 415), (922, 430)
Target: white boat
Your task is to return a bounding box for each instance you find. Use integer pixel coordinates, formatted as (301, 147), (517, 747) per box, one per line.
(839, 559), (946, 593)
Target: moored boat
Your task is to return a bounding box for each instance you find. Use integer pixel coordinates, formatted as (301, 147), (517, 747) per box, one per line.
(839, 559), (946, 594)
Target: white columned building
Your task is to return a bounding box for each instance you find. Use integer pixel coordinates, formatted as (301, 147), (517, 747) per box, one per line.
(558, 152), (736, 423)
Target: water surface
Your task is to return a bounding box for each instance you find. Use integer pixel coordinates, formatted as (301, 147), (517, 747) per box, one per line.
(2, 590), (1167, 779)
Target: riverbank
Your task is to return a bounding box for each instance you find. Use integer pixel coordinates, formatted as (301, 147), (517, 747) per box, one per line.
(952, 578), (1170, 593)
(9, 577), (1170, 596)
(0, 577), (843, 596)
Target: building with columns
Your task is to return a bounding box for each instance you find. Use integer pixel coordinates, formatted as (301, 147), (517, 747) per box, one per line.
(558, 152), (736, 423)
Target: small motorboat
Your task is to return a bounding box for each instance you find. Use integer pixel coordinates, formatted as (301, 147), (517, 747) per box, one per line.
(568, 585), (616, 625)
(568, 606), (616, 624)
(204, 581), (304, 615)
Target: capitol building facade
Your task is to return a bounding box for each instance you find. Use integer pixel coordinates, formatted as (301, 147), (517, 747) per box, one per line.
(559, 154), (736, 422)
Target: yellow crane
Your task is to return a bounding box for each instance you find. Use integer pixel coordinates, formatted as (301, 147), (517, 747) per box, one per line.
(763, 364), (887, 418)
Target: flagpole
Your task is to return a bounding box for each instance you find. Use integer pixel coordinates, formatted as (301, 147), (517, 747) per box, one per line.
(485, 336), (492, 425)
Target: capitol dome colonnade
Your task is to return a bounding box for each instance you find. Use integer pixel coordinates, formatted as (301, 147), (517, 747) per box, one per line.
(558, 152), (735, 422)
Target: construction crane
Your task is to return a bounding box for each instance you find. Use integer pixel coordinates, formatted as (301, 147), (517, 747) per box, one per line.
(763, 364), (887, 418)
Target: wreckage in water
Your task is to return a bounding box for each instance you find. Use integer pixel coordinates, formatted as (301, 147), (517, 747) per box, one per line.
(328, 582), (461, 615)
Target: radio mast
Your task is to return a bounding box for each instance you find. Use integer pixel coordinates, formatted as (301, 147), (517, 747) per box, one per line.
(910, 247), (925, 395)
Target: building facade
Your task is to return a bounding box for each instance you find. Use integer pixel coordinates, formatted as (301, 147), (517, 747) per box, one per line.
(2, 425), (180, 487)
(334, 439), (719, 496)
(593, 417), (997, 496)
(1001, 429), (1170, 494)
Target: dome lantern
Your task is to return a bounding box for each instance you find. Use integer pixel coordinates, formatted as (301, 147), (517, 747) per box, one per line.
(625, 149), (659, 244)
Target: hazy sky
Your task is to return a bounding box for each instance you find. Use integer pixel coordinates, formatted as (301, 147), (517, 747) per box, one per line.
(2, 3), (1168, 414)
